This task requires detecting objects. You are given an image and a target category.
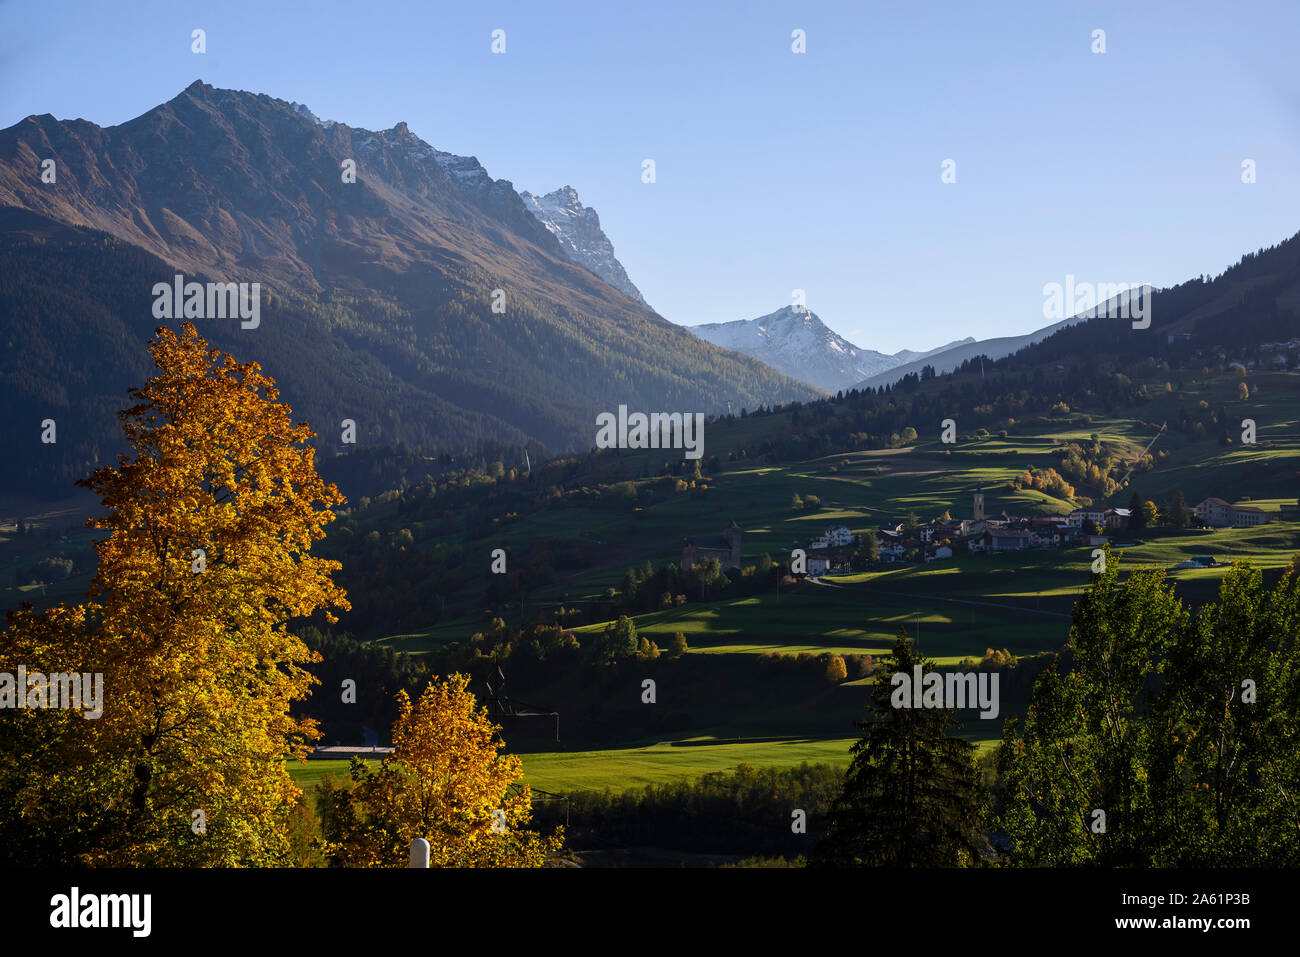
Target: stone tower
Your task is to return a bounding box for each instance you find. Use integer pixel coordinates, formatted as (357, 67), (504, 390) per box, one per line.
(973, 486), (985, 522)
(724, 521), (742, 569)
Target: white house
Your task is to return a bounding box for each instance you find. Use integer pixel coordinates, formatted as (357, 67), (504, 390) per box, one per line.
(1068, 508), (1106, 528)
(807, 556), (831, 576)
(1196, 497), (1272, 528)
(823, 525), (854, 547)
(925, 544), (953, 563)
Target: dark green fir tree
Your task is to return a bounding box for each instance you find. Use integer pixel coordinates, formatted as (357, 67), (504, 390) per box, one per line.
(815, 630), (987, 867)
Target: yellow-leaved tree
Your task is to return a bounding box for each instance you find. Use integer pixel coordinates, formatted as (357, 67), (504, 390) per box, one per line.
(319, 673), (562, 867)
(0, 323), (347, 866)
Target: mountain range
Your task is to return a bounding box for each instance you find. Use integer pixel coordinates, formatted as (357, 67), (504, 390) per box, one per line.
(0, 81), (817, 497)
(4, 80), (1296, 506)
(690, 305), (973, 393)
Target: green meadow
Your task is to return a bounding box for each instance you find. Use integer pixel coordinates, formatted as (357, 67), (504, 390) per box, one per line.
(288, 739), (859, 795)
(287, 721), (1008, 796)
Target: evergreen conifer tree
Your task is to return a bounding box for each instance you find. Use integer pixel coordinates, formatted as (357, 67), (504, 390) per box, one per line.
(816, 630), (987, 866)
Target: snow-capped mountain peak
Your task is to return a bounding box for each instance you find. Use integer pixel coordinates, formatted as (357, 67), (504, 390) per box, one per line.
(519, 186), (647, 306)
(688, 306), (970, 394)
(689, 306), (900, 393)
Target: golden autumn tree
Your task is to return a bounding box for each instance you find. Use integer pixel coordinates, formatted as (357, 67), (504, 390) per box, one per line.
(0, 323), (347, 866)
(319, 673), (562, 867)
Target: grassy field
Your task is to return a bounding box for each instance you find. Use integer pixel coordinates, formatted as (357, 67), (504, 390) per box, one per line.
(571, 581), (1072, 664)
(287, 722), (1008, 796)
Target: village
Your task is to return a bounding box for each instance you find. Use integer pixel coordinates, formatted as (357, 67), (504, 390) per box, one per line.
(796, 488), (1283, 576)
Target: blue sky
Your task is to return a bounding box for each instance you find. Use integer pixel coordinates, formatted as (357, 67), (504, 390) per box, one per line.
(3, 0), (1298, 353)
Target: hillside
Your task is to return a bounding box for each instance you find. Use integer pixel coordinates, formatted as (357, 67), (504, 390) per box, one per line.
(853, 315), (1090, 390)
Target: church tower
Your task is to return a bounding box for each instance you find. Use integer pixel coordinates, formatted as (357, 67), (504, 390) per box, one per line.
(973, 486), (985, 522)
(724, 520), (743, 569)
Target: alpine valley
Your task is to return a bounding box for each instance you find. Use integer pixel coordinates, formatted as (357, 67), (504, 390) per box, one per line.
(3, 74), (1300, 875)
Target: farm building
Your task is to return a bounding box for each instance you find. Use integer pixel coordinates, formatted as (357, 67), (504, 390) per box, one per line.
(1105, 508), (1131, 530)
(1195, 498), (1272, 528)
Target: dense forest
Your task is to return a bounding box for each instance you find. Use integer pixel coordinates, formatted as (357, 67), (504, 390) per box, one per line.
(0, 208), (816, 499)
